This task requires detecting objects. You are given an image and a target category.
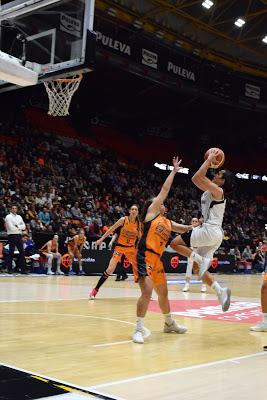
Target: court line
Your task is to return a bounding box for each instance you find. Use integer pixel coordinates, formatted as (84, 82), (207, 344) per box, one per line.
(0, 362), (124, 400)
(0, 312), (135, 326)
(90, 351), (266, 389)
(0, 298), (89, 303)
(93, 340), (133, 347)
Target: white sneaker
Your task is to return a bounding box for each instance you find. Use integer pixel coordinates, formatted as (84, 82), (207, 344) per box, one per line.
(182, 283), (190, 292)
(164, 320), (187, 334)
(57, 270), (64, 275)
(132, 329), (144, 344)
(217, 287), (231, 312)
(250, 322), (267, 332)
(201, 284), (207, 293)
(47, 271), (55, 275)
(142, 326), (151, 339)
(198, 258), (211, 279)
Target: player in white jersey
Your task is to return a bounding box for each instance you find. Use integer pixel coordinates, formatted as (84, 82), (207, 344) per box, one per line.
(171, 149), (235, 311)
(182, 216), (207, 293)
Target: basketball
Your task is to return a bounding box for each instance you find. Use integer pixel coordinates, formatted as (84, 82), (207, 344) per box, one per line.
(204, 147), (225, 169)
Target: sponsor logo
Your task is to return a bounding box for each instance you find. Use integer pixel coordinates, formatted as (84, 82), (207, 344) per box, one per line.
(96, 31), (131, 55)
(149, 300), (262, 324)
(170, 256), (179, 269)
(245, 83), (261, 100)
(167, 61), (195, 81)
(142, 48), (158, 69)
(60, 13), (82, 38)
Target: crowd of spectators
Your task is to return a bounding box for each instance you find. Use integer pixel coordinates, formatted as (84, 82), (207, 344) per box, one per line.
(0, 122), (266, 258)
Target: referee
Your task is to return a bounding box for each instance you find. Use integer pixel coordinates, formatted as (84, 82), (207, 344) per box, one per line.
(5, 204), (27, 274)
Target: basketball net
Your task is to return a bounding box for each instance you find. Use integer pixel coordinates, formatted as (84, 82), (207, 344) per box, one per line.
(44, 74), (83, 116)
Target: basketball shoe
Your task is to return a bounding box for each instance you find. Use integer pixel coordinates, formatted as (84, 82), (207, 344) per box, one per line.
(164, 320), (187, 334)
(89, 288), (98, 299)
(201, 284), (207, 293)
(250, 322), (267, 332)
(182, 282), (190, 292)
(217, 287), (231, 312)
(132, 326), (151, 344)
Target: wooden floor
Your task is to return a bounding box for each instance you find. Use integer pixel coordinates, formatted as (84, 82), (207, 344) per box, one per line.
(0, 273), (266, 399)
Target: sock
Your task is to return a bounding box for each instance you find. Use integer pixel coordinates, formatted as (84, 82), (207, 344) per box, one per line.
(189, 251), (203, 265)
(164, 313), (173, 326)
(95, 270), (110, 290)
(263, 313), (267, 323)
(136, 317), (144, 331)
(211, 281), (222, 295)
(79, 264), (82, 272)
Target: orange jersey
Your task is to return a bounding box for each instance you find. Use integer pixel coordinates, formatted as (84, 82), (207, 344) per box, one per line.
(116, 216), (139, 248)
(138, 214), (171, 257)
(40, 240), (58, 253)
(68, 235), (85, 250)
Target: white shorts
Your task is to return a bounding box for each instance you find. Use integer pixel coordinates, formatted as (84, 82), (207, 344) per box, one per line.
(190, 224), (223, 259)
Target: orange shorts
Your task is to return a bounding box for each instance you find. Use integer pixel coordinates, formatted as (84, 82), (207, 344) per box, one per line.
(112, 246), (138, 281)
(137, 250), (166, 287)
(67, 245), (81, 257)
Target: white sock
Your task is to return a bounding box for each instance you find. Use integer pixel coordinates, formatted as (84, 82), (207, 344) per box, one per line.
(211, 281), (222, 295)
(189, 251), (202, 265)
(263, 313), (267, 323)
(136, 317), (144, 331)
(164, 313), (173, 326)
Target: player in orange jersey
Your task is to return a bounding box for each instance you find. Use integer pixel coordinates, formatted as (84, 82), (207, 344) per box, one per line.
(67, 228), (86, 275)
(89, 205), (141, 299)
(132, 157), (192, 344)
(250, 242), (267, 332)
(40, 234), (63, 275)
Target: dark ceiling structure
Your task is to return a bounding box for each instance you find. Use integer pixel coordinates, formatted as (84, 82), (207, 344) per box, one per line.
(96, 0), (267, 77)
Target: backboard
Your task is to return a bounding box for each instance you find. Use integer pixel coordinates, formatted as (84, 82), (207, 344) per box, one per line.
(0, 0), (96, 92)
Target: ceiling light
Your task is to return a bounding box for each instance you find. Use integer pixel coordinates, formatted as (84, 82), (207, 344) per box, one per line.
(155, 31), (164, 39)
(262, 36), (267, 44)
(133, 20), (143, 29)
(202, 0), (214, 9)
(175, 40), (183, 47)
(107, 7), (117, 17)
(234, 18), (245, 28)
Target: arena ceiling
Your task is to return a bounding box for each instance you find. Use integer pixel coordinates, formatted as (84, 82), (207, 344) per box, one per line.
(96, 0), (267, 77)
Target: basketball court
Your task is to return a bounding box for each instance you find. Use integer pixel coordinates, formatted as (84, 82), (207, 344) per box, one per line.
(0, 273), (266, 399)
(0, 1), (266, 399)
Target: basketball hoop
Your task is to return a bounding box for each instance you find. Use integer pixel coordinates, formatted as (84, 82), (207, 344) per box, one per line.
(44, 74), (83, 116)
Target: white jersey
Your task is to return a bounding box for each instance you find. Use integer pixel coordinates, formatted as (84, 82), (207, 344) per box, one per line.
(201, 190), (226, 227)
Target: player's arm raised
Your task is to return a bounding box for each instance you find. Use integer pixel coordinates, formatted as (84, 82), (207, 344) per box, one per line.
(191, 149), (223, 200)
(146, 157), (182, 219)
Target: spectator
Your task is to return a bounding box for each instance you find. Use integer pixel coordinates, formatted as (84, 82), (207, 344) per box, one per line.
(4, 204), (27, 274)
(38, 206), (51, 227)
(71, 201), (82, 219)
(242, 245), (253, 262)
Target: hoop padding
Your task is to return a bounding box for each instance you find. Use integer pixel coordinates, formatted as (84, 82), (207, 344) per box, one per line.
(44, 74), (82, 116)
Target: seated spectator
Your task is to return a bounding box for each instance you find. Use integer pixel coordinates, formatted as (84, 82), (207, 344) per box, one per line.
(71, 201), (82, 219)
(89, 220), (101, 236)
(38, 206), (51, 227)
(242, 245), (253, 262)
(26, 204), (38, 222)
(252, 243), (265, 273)
(22, 234), (40, 272)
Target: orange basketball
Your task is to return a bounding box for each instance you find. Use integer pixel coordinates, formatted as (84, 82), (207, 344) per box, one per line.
(204, 147), (225, 169)
(61, 253), (71, 268)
